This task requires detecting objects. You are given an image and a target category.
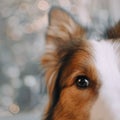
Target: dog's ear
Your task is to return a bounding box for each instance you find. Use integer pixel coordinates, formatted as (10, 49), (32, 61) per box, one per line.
(47, 8), (85, 45)
(41, 8), (85, 96)
(106, 21), (120, 39)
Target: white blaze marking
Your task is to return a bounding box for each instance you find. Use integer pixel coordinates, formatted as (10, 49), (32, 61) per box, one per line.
(91, 40), (120, 120)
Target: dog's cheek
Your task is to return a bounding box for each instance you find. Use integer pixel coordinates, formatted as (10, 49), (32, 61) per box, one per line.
(59, 86), (96, 114)
(90, 93), (114, 120)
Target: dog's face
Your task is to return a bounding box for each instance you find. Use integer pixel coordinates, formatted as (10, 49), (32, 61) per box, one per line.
(42, 8), (120, 120)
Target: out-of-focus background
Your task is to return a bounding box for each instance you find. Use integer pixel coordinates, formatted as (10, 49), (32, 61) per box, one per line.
(0, 0), (120, 120)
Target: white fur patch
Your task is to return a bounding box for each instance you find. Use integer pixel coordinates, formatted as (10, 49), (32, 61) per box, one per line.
(90, 40), (120, 120)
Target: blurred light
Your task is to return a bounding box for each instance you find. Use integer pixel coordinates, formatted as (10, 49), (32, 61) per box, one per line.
(3, 66), (20, 79)
(38, 0), (49, 11)
(7, 16), (25, 41)
(19, 2), (29, 11)
(25, 24), (34, 33)
(6, 25), (24, 41)
(71, 5), (78, 13)
(25, 14), (48, 33)
(24, 75), (37, 87)
(59, 0), (71, 8)
(9, 104), (20, 114)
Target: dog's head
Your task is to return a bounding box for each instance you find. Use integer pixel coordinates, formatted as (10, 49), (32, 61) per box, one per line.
(41, 8), (120, 120)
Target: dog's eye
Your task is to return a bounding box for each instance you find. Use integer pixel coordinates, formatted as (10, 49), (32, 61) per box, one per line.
(75, 76), (89, 89)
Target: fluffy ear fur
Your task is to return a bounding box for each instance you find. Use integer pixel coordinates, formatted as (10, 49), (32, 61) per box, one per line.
(41, 7), (85, 98)
(48, 8), (85, 42)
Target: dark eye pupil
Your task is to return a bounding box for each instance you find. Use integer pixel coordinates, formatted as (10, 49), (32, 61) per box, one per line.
(76, 76), (89, 88)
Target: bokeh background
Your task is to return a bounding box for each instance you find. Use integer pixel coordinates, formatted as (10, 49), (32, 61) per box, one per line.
(0, 0), (120, 120)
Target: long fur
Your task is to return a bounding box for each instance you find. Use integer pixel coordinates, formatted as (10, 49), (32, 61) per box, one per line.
(41, 7), (120, 120)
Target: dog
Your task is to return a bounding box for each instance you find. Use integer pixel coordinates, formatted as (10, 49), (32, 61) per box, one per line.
(41, 7), (120, 120)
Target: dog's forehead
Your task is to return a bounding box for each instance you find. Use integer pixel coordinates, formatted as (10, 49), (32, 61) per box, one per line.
(91, 40), (120, 120)
(91, 40), (120, 83)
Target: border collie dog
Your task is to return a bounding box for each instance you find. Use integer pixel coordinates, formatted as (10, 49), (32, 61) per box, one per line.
(41, 8), (120, 120)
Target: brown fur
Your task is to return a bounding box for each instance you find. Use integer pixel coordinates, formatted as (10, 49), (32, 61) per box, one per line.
(41, 8), (101, 120)
(51, 47), (100, 120)
(107, 21), (120, 39)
